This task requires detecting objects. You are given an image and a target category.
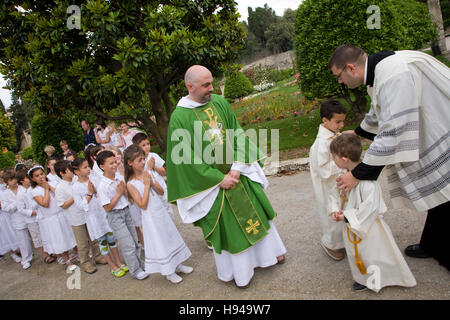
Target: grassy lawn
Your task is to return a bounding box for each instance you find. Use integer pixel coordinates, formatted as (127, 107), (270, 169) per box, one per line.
(424, 49), (450, 67)
(234, 84), (360, 160)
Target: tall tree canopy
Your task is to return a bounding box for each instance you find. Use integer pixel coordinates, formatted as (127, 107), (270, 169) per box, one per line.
(0, 0), (245, 153)
(247, 3), (277, 47)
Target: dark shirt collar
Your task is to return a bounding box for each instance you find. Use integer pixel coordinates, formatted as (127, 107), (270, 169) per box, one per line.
(365, 50), (395, 86)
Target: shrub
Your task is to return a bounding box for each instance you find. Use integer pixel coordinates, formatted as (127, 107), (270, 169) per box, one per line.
(0, 115), (16, 151)
(224, 72), (254, 100)
(31, 114), (84, 165)
(0, 151), (15, 169)
(294, 0), (437, 116)
(20, 146), (33, 160)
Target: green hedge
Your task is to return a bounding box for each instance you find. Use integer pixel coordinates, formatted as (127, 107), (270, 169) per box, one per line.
(31, 114), (84, 165)
(0, 151), (15, 169)
(224, 72), (254, 100)
(20, 146), (33, 160)
(294, 0), (437, 99)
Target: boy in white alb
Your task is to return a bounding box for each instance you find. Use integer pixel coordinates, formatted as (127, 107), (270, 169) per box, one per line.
(0, 170), (21, 263)
(1, 170), (33, 269)
(55, 160), (106, 273)
(330, 134), (416, 292)
(96, 150), (148, 280)
(309, 99), (346, 260)
(16, 170), (49, 263)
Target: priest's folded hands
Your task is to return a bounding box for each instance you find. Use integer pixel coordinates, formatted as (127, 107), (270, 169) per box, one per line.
(219, 171), (240, 189)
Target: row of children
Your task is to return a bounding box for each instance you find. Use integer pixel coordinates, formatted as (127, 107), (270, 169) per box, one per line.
(0, 132), (193, 284)
(309, 99), (417, 292)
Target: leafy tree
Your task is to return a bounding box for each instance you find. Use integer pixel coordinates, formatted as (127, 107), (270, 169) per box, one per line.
(239, 22), (263, 62)
(0, 151), (15, 169)
(0, 98), (5, 115)
(8, 92), (33, 152)
(441, 0), (450, 30)
(294, 0), (437, 119)
(0, 114), (16, 151)
(0, 1), (245, 154)
(247, 4), (278, 46)
(30, 113), (84, 165)
(265, 8), (296, 54)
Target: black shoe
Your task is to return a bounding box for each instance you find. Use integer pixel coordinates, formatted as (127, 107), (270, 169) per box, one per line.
(353, 282), (367, 291)
(405, 244), (431, 258)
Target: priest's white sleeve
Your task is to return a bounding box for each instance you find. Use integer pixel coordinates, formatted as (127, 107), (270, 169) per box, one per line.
(177, 162), (268, 223)
(343, 181), (388, 239)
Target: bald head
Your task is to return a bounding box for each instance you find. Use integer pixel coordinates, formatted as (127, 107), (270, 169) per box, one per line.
(184, 65), (212, 85)
(185, 65), (214, 103)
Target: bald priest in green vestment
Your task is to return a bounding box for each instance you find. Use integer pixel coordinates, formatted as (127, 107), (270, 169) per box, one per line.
(166, 65), (287, 288)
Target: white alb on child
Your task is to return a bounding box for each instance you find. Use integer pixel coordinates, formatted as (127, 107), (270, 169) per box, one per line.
(125, 145), (193, 283)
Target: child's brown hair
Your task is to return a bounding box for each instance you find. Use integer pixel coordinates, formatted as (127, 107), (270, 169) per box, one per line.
(329, 134), (362, 162)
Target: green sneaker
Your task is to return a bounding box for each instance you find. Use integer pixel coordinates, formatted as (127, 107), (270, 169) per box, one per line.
(112, 268), (125, 278)
(120, 264), (129, 272)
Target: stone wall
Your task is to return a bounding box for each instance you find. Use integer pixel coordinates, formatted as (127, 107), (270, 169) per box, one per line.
(241, 50), (295, 71)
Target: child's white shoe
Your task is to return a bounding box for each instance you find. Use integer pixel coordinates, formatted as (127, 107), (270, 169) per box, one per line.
(166, 273), (183, 284)
(176, 264), (193, 274)
(10, 253), (21, 263)
(22, 262), (31, 270)
(66, 264), (77, 274)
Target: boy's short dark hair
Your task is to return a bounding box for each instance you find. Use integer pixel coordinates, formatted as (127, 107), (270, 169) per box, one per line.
(96, 150), (115, 167)
(320, 99), (347, 120)
(54, 160), (71, 179)
(132, 132), (148, 145)
(70, 157), (87, 171)
(2, 170), (17, 183)
(329, 134), (362, 162)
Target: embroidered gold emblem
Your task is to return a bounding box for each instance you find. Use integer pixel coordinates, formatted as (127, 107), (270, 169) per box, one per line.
(246, 219), (260, 235)
(203, 107), (224, 144)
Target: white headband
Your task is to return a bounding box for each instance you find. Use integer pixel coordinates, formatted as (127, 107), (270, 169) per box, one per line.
(27, 165), (45, 176)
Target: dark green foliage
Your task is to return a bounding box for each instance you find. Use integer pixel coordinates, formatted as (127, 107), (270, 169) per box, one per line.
(224, 72), (254, 100)
(31, 114), (84, 165)
(0, 115), (16, 151)
(20, 146), (33, 160)
(247, 4), (278, 46)
(0, 1), (246, 154)
(0, 151), (15, 169)
(442, 0), (450, 29)
(294, 0), (437, 116)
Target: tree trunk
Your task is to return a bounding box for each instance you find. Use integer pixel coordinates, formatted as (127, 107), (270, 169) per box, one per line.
(147, 89), (170, 155)
(427, 0), (448, 55)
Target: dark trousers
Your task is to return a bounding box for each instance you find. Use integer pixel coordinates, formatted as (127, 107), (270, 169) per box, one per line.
(419, 201), (450, 270)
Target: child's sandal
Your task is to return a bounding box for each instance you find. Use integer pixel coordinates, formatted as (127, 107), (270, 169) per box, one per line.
(112, 268), (125, 278)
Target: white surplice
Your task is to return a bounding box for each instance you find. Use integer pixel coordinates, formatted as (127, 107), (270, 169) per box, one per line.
(309, 124), (345, 250)
(329, 180), (416, 292)
(361, 50), (450, 212)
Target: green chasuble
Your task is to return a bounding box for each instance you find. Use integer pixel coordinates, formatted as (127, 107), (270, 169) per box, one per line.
(166, 94), (277, 254)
